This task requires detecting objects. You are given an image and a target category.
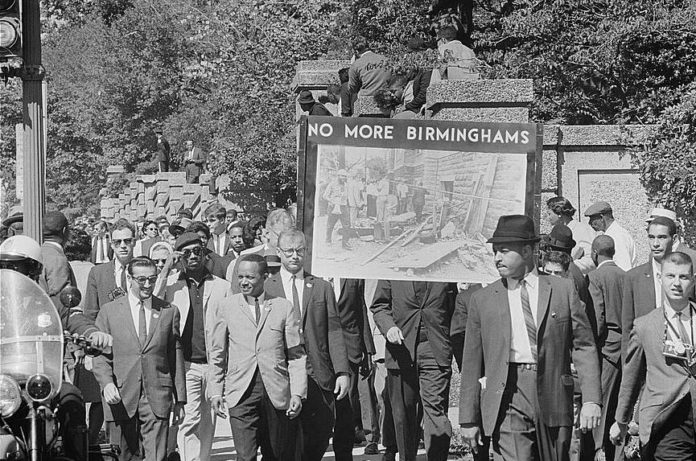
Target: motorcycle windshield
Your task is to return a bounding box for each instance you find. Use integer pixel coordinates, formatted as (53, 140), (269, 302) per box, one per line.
(0, 269), (63, 397)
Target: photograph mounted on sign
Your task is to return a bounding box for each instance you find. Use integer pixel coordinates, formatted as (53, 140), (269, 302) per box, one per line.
(297, 117), (542, 284)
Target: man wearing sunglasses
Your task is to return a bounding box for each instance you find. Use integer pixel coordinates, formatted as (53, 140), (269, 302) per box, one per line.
(92, 256), (186, 461)
(265, 229), (351, 461)
(163, 233), (230, 461)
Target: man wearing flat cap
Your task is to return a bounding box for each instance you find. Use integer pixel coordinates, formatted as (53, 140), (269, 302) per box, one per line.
(459, 215), (601, 461)
(298, 90), (333, 116)
(39, 210), (78, 308)
(163, 232), (229, 461)
(584, 201), (637, 271)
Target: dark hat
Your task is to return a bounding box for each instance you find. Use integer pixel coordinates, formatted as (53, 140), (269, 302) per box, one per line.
(169, 218), (193, 236)
(297, 90), (315, 104)
(264, 254), (282, 267)
(487, 215), (540, 244)
(174, 232), (202, 251)
(584, 201), (612, 217)
(2, 205), (23, 227)
(43, 211), (69, 237)
(545, 224), (576, 252)
(178, 208), (194, 220)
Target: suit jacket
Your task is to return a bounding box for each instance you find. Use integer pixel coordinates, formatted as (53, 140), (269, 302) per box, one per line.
(139, 236), (162, 259)
(92, 296), (186, 421)
(615, 306), (696, 445)
(163, 271), (230, 364)
(208, 292), (307, 409)
(207, 232), (233, 257)
(621, 262), (655, 357)
(587, 260), (626, 363)
(308, 102), (333, 116)
(336, 279), (375, 364)
(157, 137), (170, 162)
(371, 281), (458, 370)
(39, 242), (77, 307)
(451, 284), (484, 369)
(404, 69), (432, 113)
(229, 245), (272, 294)
(265, 272), (351, 391)
(459, 275), (601, 434)
(90, 235), (114, 263)
(184, 147), (205, 176)
(84, 260), (121, 321)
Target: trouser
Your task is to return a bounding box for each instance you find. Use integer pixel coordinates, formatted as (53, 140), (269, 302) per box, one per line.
(367, 196), (377, 218)
(334, 362), (361, 461)
(349, 206), (360, 229)
(376, 196), (388, 223)
(386, 341), (452, 461)
(376, 360), (397, 453)
(398, 197), (408, 214)
(593, 355), (623, 461)
(492, 364), (572, 461)
(644, 393), (695, 461)
(299, 377), (336, 461)
(228, 370), (298, 461)
(56, 382), (89, 461)
(177, 362), (216, 461)
(358, 361), (381, 444)
(326, 206), (350, 245)
(111, 391), (169, 461)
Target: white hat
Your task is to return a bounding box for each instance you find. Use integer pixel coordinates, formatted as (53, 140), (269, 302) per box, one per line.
(0, 235), (43, 264)
(646, 207), (677, 223)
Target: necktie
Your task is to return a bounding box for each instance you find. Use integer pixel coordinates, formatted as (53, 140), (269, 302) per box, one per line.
(120, 268), (127, 290)
(519, 280), (538, 362)
(138, 302), (147, 348)
(255, 298), (261, 324)
(291, 275), (302, 321)
(103, 237), (109, 261)
(675, 312), (691, 345)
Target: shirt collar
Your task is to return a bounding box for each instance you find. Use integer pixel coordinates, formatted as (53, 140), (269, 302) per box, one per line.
(128, 291), (151, 309)
(652, 258), (661, 276)
(663, 300), (694, 320)
(280, 267), (304, 283)
(596, 260), (613, 269)
(245, 292), (265, 306)
(44, 241), (64, 252)
(506, 268), (539, 290)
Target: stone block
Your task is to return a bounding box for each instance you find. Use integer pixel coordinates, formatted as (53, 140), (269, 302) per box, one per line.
(292, 60), (351, 91)
(156, 192), (168, 207)
(156, 172), (186, 183)
(106, 165), (125, 175)
(429, 107), (530, 123)
(199, 174), (211, 187)
(541, 149), (558, 192)
(170, 185), (184, 201)
(353, 96), (390, 118)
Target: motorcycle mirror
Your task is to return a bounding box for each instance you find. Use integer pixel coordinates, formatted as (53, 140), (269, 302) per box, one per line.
(59, 286), (82, 309)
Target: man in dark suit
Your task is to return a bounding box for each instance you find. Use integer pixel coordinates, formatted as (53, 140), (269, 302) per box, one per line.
(93, 257), (186, 461)
(204, 203), (233, 257)
(459, 215), (601, 461)
(611, 252), (696, 459)
(621, 216), (678, 355)
(39, 211), (77, 308)
(156, 129), (170, 172)
(333, 278), (377, 461)
(183, 140), (204, 184)
(91, 220), (114, 264)
(264, 229), (350, 461)
(371, 279), (457, 461)
(586, 235), (626, 461)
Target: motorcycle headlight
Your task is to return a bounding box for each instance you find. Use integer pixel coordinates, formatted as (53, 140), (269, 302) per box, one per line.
(0, 375), (22, 417)
(26, 374), (53, 402)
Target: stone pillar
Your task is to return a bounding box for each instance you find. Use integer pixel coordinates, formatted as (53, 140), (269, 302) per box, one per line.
(292, 60), (350, 119)
(426, 79), (533, 123)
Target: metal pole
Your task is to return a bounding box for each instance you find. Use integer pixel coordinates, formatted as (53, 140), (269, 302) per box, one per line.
(21, 0), (45, 243)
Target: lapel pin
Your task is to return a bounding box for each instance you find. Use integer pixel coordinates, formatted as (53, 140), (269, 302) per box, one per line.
(551, 312), (557, 318)
(306, 283), (312, 288)
(153, 313), (160, 319)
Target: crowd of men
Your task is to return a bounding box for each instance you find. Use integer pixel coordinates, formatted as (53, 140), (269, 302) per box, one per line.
(1, 194), (695, 461)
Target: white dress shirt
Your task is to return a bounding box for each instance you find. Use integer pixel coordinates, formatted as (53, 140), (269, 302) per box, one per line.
(245, 292), (265, 323)
(664, 301), (694, 345)
(506, 270), (540, 363)
(280, 267), (304, 314)
(128, 292), (153, 335)
(213, 232), (227, 256)
(567, 220), (596, 274)
(604, 220), (638, 271)
(114, 259), (126, 289)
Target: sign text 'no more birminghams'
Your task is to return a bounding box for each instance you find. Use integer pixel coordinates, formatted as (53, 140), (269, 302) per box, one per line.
(304, 116), (538, 154)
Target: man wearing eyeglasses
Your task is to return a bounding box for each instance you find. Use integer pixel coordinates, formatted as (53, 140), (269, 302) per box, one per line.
(93, 256), (186, 461)
(164, 232), (230, 461)
(265, 229), (351, 461)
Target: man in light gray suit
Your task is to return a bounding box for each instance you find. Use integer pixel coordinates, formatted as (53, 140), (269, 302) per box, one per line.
(93, 257), (186, 461)
(209, 254), (307, 461)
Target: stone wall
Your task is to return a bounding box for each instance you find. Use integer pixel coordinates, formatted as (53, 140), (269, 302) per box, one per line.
(293, 60), (655, 260)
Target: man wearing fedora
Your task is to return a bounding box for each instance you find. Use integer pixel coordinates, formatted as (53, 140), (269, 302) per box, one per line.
(298, 90), (333, 116)
(584, 201), (637, 271)
(459, 215), (602, 461)
(156, 129), (171, 173)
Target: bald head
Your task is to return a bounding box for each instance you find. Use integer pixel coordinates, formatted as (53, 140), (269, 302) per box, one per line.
(592, 234), (615, 265)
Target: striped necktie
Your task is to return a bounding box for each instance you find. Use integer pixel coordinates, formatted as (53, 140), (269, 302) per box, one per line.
(520, 280), (537, 362)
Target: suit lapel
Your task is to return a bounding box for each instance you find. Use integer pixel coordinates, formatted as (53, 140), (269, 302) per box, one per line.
(257, 297), (273, 335)
(536, 276), (552, 331)
(236, 293), (257, 326)
(302, 273), (315, 324)
(143, 298), (163, 350)
(118, 296), (140, 346)
(642, 263), (655, 303)
(492, 280), (512, 352)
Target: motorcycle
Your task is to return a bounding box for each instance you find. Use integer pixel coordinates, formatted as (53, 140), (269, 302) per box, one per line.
(0, 269), (116, 461)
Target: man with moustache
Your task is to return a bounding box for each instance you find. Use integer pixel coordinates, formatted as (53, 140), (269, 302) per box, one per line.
(209, 255), (307, 461)
(611, 252), (696, 459)
(265, 229), (351, 461)
(459, 215), (601, 461)
(586, 235), (626, 461)
(164, 233), (229, 461)
(584, 201), (637, 271)
(227, 222), (247, 260)
(621, 216), (680, 355)
(92, 257), (186, 461)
